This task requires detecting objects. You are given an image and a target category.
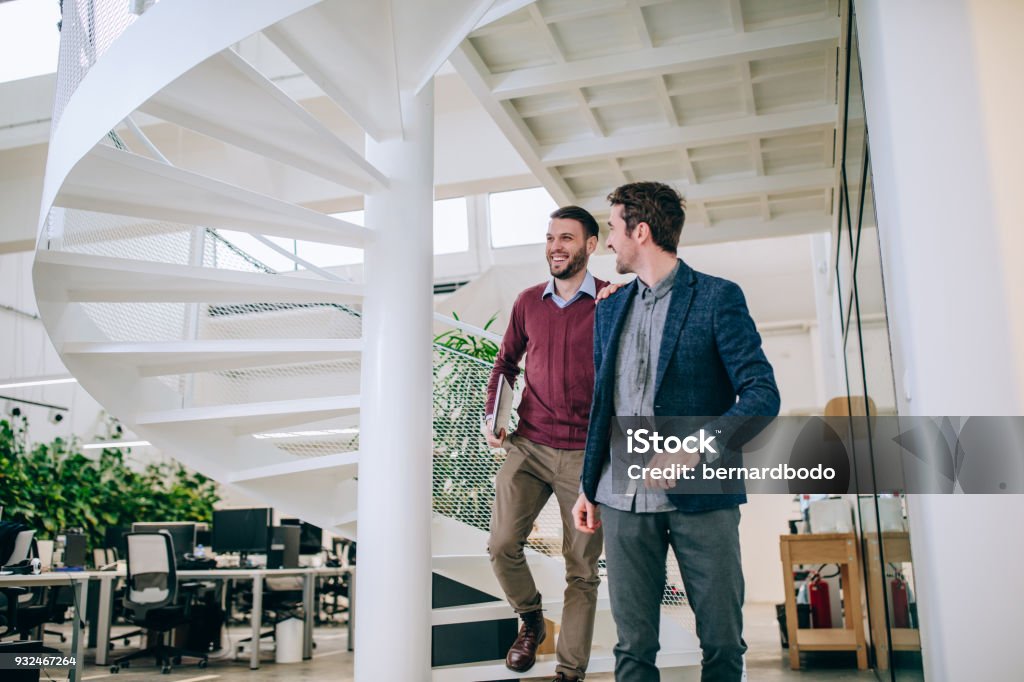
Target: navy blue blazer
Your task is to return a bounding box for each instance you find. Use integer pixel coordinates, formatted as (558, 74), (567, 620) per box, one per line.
(582, 259), (781, 512)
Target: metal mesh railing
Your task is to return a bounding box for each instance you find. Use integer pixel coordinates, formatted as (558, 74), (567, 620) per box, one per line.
(260, 427), (360, 460)
(431, 344), (564, 558)
(59, 209), (197, 265)
(431, 345), (503, 532)
(186, 358), (361, 407)
(53, 0), (140, 124)
(56, 208), (278, 274)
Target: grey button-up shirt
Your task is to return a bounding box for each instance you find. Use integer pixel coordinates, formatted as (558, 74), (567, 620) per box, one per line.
(595, 261), (680, 513)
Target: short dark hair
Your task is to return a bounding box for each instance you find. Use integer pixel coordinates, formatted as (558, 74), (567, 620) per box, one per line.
(549, 205), (599, 240)
(606, 182), (686, 254)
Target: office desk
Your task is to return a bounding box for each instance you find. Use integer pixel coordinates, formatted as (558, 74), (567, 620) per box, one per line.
(0, 571), (91, 681)
(92, 566), (350, 670)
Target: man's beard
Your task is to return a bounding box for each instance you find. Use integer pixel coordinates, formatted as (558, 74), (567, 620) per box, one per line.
(614, 251), (633, 274)
(549, 247), (587, 279)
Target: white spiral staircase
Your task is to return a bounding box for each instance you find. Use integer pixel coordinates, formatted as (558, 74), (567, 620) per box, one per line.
(33, 1), (701, 678)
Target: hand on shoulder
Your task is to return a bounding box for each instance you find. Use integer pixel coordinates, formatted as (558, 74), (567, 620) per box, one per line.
(595, 280), (630, 303)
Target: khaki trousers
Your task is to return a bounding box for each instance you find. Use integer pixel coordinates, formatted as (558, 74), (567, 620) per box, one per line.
(488, 434), (604, 680)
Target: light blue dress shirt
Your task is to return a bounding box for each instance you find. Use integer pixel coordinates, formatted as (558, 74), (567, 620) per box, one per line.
(542, 270), (597, 308)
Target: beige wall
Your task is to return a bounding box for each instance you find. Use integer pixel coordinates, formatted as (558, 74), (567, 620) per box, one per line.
(0, 143), (47, 252)
(968, 0), (1024, 405)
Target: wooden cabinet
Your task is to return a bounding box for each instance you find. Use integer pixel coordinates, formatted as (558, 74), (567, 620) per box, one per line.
(779, 533), (868, 670)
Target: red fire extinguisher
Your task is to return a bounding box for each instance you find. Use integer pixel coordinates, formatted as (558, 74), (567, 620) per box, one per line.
(891, 573), (910, 628)
(809, 573), (832, 628)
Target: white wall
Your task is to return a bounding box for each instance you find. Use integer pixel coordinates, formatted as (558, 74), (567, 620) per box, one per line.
(857, 1), (1024, 679)
(740, 495), (795, 604)
(0, 250), (132, 447)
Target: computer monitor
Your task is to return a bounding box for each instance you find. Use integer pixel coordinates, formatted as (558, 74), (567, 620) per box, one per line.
(195, 524), (212, 549)
(280, 518), (324, 555)
(131, 522), (196, 564)
(104, 525), (130, 558)
(212, 508), (271, 557)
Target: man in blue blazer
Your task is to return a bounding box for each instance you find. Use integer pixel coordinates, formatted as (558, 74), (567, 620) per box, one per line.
(572, 182), (780, 681)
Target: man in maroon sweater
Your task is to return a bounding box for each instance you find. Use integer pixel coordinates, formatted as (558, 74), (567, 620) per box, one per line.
(483, 205), (609, 681)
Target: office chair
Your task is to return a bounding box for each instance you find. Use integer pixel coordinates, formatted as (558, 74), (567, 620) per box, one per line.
(109, 532), (208, 675)
(0, 587), (27, 638)
(1, 529), (36, 569)
(0, 529), (58, 646)
(5, 586), (73, 643)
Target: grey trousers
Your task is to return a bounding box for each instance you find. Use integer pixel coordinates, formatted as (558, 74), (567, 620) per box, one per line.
(601, 505), (746, 682)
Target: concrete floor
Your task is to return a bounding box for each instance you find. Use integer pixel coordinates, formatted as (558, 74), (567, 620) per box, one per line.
(29, 602), (921, 681)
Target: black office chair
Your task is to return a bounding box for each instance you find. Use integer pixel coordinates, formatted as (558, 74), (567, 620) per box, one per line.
(7, 586), (72, 643)
(0, 529), (65, 646)
(109, 532), (208, 675)
(0, 587), (27, 638)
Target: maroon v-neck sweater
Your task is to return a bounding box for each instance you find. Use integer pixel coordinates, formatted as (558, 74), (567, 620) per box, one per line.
(486, 277), (608, 450)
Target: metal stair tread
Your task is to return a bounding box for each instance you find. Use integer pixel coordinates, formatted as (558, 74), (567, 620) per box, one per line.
(57, 143), (371, 246)
(430, 646), (700, 681)
(262, 2), (403, 141)
(140, 49), (387, 191)
(62, 339), (362, 375)
(135, 394), (360, 425)
(34, 250), (362, 303)
(228, 450), (360, 483)
(431, 596), (612, 627)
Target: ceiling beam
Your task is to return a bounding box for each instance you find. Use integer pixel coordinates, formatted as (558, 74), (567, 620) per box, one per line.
(577, 168), (835, 213)
(472, 0), (542, 33)
(488, 17), (840, 99)
(526, 3), (606, 138)
(627, 0), (654, 50)
(450, 42), (577, 206)
(541, 105), (837, 166)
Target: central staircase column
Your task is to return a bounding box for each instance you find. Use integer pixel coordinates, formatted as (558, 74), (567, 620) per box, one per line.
(356, 80), (435, 680)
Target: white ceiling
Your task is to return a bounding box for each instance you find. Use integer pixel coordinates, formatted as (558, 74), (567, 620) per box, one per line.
(452, 0), (842, 244)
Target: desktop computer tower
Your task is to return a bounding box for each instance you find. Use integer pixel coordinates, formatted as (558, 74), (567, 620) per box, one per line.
(267, 526), (300, 569)
(59, 532), (87, 569)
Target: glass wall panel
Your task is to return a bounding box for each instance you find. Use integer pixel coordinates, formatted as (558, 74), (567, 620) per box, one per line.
(837, 183), (855, 336)
(837, 3), (924, 679)
(844, 18), (867, 237)
(855, 164), (897, 416)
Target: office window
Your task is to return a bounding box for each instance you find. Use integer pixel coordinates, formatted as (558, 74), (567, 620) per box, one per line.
(434, 197), (469, 255)
(0, 1), (60, 83)
(488, 187), (558, 248)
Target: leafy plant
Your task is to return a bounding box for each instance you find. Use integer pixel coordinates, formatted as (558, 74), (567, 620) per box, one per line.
(431, 312), (515, 532)
(0, 414), (219, 550)
(433, 312), (501, 363)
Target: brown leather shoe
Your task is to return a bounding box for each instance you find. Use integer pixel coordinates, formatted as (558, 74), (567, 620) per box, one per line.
(551, 673), (579, 681)
(505, 610), (546, 672)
